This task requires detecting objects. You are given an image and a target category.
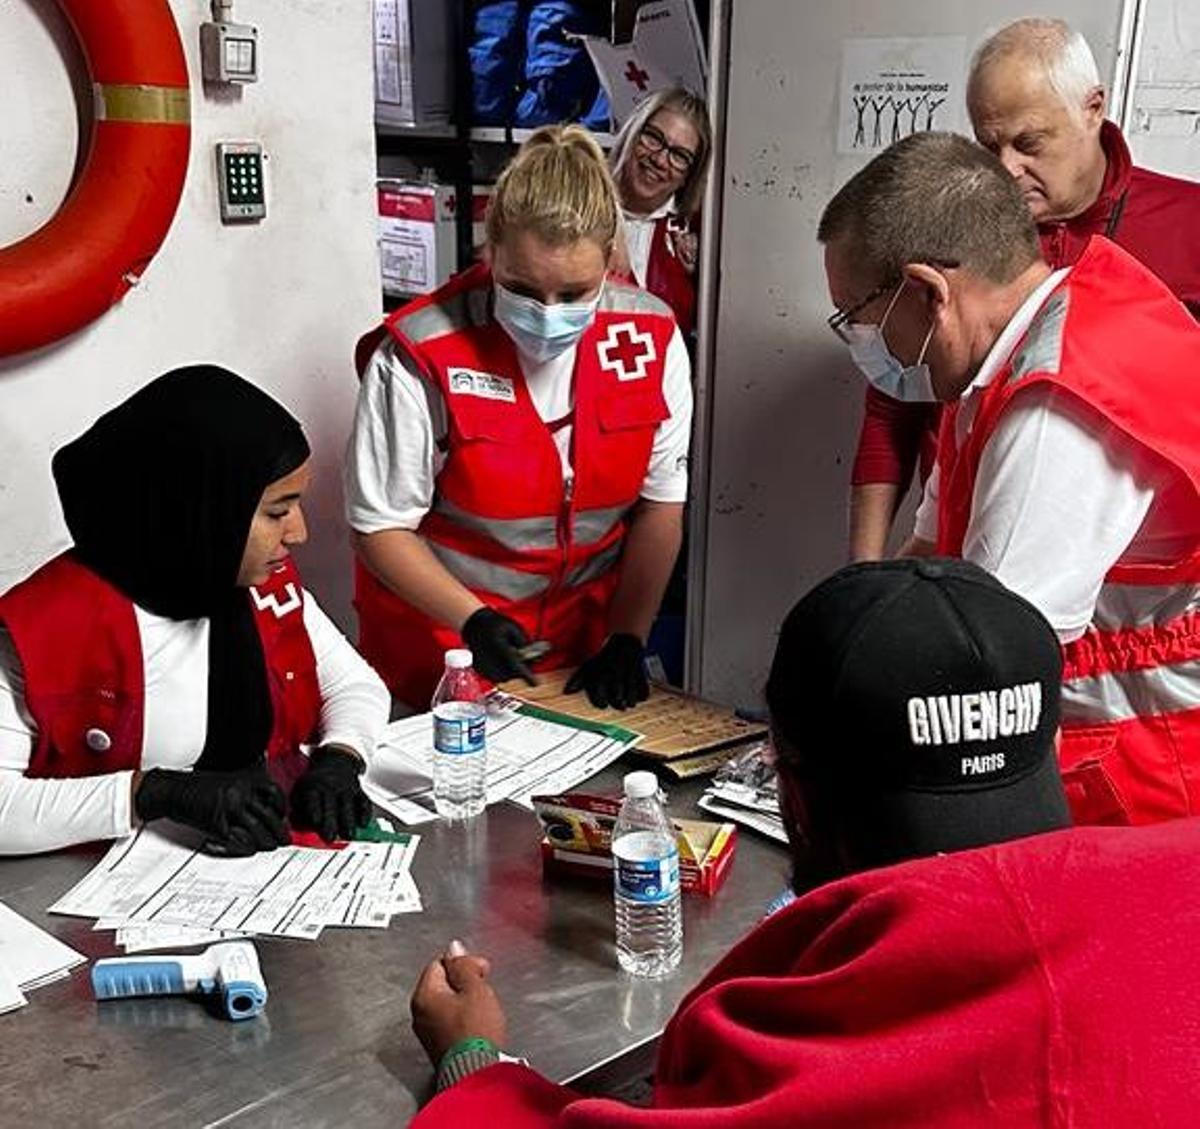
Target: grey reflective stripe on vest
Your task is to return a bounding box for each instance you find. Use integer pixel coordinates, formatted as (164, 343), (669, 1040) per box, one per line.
(599, 283), (672, 319)
(1062, 657), (1200, 725)
(572, 504), (629, 547)
(432, 497), (559, 552)
(394, 287), (490, 346)
(427, 542), (550, 600)
(565, 540), (623, 588)
(1005, 289), (1068, 385)
(1091, 583), (1200, 633)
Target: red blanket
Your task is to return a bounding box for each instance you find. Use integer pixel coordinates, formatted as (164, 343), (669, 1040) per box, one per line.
(414, 820), (1200, 1127)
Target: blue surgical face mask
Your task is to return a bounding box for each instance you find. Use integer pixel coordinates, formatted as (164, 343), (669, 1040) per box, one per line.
(843, 280), (938, 402)
(493, 282), (602, 363)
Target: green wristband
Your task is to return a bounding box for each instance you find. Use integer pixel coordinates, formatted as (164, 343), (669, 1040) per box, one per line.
(436, 1037), (500, 1092)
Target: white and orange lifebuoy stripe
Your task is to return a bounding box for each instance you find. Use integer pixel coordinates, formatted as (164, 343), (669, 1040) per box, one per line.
(0, 0), (190, 357)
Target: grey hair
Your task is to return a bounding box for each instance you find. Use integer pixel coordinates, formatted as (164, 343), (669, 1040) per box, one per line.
(969, 17), (1103, 115)
(609, 86), (712, 218)
(817, 132), (1042, 287)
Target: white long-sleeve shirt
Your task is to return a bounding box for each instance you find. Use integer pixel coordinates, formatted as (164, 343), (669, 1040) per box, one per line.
(913, 268), (1189, 641)
(0, 589), (389, 855)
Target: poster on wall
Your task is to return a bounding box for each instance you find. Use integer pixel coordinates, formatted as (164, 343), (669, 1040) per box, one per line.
(838, 36), (967, 156)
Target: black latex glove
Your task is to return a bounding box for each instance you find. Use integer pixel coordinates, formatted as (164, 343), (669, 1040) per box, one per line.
(565, 634), (649, 710)
(289, 747), (373, 843)
(135, 765), (289, 856)
(461, 607), (536, 685)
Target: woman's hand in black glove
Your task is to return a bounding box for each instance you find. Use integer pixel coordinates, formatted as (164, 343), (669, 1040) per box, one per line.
(461, 607), (537, 685)
(135, 765), (289, 856)
(289, 746), (373, 843)
(565, 634), (649, 710)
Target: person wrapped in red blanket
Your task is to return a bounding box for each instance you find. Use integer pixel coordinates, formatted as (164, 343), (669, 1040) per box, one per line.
(403, 561), (1200, 1125)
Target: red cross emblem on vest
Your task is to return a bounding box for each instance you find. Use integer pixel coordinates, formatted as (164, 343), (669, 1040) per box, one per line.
(598, 321), (656, 382)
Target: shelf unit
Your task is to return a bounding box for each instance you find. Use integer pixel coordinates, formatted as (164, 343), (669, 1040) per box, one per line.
(374, 1), (616, 293)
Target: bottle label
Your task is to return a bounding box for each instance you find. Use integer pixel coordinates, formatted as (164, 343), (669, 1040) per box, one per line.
(433, 709), (485, 755)
(614, 838), (680, 904)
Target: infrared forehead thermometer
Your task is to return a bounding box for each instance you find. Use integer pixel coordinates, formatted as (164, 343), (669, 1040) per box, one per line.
(91, 940), (267, 1021)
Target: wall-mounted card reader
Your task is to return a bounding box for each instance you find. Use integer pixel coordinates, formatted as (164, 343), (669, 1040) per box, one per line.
(216, 142), (266, 223)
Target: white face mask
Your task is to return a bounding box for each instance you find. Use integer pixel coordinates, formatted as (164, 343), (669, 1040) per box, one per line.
(843, 280), (939, 402)
(493, 282), (602, 363)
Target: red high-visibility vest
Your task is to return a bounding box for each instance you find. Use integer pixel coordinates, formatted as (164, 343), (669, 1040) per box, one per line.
(937, 238), (1200, 825)
(355, 263), (675, 705)
(0, 554), (321, 777)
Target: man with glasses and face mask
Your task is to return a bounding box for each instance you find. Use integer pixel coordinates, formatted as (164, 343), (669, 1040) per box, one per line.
(820, 131), (1200, 828)
(847, 18), (1200, 566)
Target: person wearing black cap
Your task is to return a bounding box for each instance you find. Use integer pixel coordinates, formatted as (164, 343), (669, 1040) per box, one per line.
(765, 556), (1071, 886)
(396, 561), (1200, 1126)
(0, 366), (389, 856)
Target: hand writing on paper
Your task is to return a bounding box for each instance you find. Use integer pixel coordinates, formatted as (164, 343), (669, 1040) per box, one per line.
(411, 939), (508, 1066)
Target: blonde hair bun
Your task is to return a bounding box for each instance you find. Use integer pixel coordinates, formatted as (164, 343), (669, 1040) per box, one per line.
(485, 124), (620, 253)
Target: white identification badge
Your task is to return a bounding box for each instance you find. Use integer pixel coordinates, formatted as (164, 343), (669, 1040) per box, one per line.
(447, 367), (516, 403)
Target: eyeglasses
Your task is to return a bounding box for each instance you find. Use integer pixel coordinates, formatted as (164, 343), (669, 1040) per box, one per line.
(637, 124), (697, 175)
(827, 260), (959, 343)
(827, 278), (899, 344)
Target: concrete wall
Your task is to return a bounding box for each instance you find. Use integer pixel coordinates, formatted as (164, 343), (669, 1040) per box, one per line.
(0, 0), (381, 631)
(696, 0), (1125, 707)
(1127, 0), (1200, 179)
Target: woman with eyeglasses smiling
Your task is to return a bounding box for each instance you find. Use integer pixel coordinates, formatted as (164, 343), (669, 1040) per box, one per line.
(610, 87), (712, 337)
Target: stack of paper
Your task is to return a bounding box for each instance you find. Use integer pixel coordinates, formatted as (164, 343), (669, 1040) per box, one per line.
(697, 741), (788, 844)
(0, 901), (86, 1013)
(365, 698), (640, 826)
(49, 825), (422, 949)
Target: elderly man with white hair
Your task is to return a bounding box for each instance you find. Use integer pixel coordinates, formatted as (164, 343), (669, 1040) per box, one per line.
(848, 16), (1200, 564)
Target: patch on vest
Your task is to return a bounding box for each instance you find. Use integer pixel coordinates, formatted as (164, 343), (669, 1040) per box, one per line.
(251, 581), (302, 619)
(447, 367), (516, 402)
(598, 321), (656, 382)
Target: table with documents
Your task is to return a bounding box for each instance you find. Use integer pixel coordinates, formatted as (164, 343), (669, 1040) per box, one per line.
(0, 765), (789, 1128)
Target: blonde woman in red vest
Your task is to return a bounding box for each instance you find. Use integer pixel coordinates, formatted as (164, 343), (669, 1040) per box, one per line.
(347, 126), (693, 710)
(609, 87), (711, 338)
(0, 367), (389, 856)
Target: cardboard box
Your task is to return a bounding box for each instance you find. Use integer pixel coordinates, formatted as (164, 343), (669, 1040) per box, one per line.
(374, 0), (454, 128)
(533, 792), (737, 897)
(377, 180), (491, 297)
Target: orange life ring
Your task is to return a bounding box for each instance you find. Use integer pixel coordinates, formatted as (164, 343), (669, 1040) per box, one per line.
(0, 0), (190, 357)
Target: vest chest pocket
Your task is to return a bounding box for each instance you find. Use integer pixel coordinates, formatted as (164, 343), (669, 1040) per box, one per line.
(38, 688), (141, 777)
(595, 387), (670, 434)
(450, 401), (528, 445)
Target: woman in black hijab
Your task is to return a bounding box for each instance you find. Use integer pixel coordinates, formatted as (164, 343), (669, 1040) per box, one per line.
(0, 366), (389, 856)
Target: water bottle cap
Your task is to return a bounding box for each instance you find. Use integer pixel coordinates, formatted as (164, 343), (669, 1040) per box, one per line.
(623, 771), (659, 799)
(445, 649), (474, 669)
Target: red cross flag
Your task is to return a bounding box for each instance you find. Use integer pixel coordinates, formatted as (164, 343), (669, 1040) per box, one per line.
(598, 321), (657, 382)
(580, 0), (707, 127)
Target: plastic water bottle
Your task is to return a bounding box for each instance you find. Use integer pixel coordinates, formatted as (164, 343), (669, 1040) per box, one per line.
(431, 649), (487, 819)
(612, 771), (682, 977)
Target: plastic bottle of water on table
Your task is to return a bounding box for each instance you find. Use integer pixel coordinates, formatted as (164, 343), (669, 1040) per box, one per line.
(612, 770), (682, 976)
(431, 648), (487, 819)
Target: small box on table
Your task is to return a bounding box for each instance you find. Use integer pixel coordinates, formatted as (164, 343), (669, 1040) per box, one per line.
(532, 792), (737, 897)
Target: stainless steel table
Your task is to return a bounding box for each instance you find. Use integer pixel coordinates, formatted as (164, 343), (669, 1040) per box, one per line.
(0, 764), (789, 1128)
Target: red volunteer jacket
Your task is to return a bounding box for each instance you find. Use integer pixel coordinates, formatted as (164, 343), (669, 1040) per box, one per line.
(852, 120), (1200, 489)
(355, 263), (676, 705)
(0, 553), (321, 776)
(937, 239), (1200, 825)
(612, 215), (698, 336)
(413, 819), (1200, 1127)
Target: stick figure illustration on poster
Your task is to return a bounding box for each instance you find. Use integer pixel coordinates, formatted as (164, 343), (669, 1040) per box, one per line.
(837, 36), (967, 155)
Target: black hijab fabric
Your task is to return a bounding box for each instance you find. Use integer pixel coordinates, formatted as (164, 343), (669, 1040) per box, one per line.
(52, 366), (311, 771)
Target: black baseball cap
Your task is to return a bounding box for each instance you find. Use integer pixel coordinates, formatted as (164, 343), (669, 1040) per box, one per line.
(766, 558), (1070, 865)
